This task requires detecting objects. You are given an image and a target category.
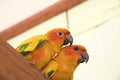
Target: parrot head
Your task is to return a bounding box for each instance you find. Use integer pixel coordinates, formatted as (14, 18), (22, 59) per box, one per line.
(63, 45), (89, 65)
(45, 28), (73, 52)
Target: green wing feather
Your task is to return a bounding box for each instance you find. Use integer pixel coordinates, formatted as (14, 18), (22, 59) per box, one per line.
(42, 61), (58, 78)
(16, 35), (47, 55)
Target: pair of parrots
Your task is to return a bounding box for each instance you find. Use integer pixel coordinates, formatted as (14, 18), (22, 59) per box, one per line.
(16, 28), (89, 80)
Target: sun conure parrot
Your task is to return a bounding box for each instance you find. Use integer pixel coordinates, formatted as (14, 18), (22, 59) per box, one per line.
(16, 28), (73, 70)
(42, 45), (89, 80)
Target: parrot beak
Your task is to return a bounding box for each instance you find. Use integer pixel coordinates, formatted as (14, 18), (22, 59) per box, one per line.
(78, 51), (89, 63)
(63, 34), (73, 46)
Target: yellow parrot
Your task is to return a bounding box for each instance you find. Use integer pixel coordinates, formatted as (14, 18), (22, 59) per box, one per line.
(16, 28), (73, 70)
(42, 45), (89, 80)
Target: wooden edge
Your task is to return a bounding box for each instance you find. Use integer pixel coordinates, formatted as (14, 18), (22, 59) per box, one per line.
(0, 0), (86, 41)
(0, 38), (49, 80)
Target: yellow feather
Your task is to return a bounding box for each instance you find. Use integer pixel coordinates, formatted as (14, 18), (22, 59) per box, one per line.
(42, 61), (58, 78)
(16, 35), (48, 52)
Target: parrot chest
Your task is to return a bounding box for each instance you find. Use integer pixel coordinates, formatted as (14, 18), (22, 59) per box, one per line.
(51, 61), (73, 80)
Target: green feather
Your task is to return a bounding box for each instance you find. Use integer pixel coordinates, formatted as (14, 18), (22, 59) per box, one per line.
(36, 39), (46, 48)
(19, 43), (29, 50)
(47, 70), (55, 78)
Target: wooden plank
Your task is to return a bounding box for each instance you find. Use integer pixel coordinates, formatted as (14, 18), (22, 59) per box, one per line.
(0, 0), (86, 41)
(0, 38), (48, 80)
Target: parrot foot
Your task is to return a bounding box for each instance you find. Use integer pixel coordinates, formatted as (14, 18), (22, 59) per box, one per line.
(41, 72), (49, 78)
(30, 61), (36, 67)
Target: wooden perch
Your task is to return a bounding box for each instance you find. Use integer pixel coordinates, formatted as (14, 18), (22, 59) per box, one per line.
(0, 38), (48, 80)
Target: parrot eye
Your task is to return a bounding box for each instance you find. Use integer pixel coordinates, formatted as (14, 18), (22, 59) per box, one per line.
(74, 47), (80, 51)
(57, 31), (64, 37)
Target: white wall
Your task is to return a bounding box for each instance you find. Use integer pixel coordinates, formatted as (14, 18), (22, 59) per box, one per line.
(73, 16), (120, 80)
(3, 0), (120, 80)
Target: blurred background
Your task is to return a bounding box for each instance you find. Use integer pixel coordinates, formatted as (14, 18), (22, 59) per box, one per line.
(0, 0), (120, 80)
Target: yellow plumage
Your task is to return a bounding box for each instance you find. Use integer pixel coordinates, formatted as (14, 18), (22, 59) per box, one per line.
(42, 45), (89, 80)
(16, 35), (47, 52)
(16, 28), (73, 70)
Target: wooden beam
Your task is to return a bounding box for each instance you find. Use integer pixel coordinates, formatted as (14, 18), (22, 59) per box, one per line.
(0, 0), (86, 41)
(0, 38), (48, 80)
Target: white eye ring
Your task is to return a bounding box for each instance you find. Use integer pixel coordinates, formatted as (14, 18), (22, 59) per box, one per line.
(57, 31), (64, 37)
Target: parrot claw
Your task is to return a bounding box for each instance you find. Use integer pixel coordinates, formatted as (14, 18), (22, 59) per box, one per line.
(30, 61), (37, 67)
(41, 72), (49, 78)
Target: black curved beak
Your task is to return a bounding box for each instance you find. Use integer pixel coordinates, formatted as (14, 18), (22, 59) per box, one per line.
(63, 34), (73, 46)
(78, 51), (89, 63)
